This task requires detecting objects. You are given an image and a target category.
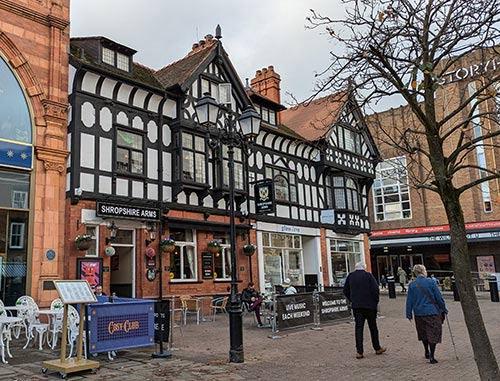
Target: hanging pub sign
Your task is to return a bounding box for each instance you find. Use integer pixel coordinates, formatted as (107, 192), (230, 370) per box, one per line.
(254, 179), (275, 215)
(202, 252), (214, 279)
(96, 202), (160, 221)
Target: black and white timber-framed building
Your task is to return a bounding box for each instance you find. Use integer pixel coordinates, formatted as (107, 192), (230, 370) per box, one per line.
(66, 30), (380, 298)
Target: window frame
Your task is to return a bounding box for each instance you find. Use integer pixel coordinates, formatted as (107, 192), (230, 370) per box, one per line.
(101, 46), (131, 73)
(169, 229), (197, 282)
(180, 132), (207, 184)
(266, 166), (298, 204)
(213, 234), (231, 280)
(220, 145), (244, 190)
(85, 225), (99, 258)
(116, 128), (145, 176)
(9, 222), (25, 249)
(11, 191), (28, 209)
(337, 124), (362, 155)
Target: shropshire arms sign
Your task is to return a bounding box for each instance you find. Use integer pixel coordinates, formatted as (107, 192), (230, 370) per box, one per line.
(96, 202), (160, 221)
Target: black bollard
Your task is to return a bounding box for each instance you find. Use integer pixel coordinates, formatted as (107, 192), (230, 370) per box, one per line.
(489, 277), (499, 302)
(452, 280), (460, 301)
(387, 276), (396, 299)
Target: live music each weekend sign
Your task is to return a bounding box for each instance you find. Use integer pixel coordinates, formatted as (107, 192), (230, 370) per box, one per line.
(96, 202), (160, 221)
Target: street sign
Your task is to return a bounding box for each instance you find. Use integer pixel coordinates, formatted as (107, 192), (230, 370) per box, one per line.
(254, 179), (275, 214)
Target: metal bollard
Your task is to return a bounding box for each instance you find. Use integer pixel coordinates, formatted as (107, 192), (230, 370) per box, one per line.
(387, 276), (396, 299)
(452, 280), (460, 301)
(489, 277), (499, 302)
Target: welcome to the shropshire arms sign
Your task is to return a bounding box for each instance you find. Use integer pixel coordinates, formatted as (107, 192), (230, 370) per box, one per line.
(437, 55), (500, 85)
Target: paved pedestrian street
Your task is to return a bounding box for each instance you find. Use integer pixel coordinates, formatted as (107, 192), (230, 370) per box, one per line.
(3, 295), (499, 381)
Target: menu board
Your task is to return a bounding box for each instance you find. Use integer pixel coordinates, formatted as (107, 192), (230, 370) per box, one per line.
(202, 252), (213, 279)
(53, 280), (97, 304)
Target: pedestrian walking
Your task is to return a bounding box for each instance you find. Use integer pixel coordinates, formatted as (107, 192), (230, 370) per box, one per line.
(406, 264), (447, 364)
(397, 267), (407, 293)
(380, 275), (387, 289)
(343, 262), (387, 359)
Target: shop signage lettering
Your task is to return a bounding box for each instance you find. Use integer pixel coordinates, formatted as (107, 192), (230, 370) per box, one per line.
(255, 179), (275, 214)
(276, 293), (314, 330)
(108, 319), (140, 335)
(96, 202), (160, 221)
(280, 225), (301, 234)
(371, 220), (500, 237)
(438, 56), (500, 85)
(372, 230), (500, 246)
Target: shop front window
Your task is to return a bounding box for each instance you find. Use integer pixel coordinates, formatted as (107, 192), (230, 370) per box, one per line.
(263, 232), (303, 287)
(169, 228), (197, 280)
(213, 234), (231, 280)
(330, 239), (362, 286)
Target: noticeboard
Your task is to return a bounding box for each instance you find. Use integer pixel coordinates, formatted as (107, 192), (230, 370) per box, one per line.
(202, 252), (213, 279)
(154, 300), (170, 344)
(254, 179), (275, 214)
(53, 280), (97, 304)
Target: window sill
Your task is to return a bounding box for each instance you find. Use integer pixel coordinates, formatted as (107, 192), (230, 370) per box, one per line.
(169, 280), (204, 284)
(213, 279), (243, 283)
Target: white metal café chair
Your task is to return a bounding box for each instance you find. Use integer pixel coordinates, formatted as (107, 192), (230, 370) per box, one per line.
(10, 296), (35, 339)
(22, 302), (49, 351)
(49, 298), (64, 349)
(0, 304), (13, 363)
(67, 305), (86, 359)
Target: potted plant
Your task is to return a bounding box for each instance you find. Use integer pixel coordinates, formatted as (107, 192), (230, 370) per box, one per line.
(160, 237), (176, 253)
(207, 240), (222, 255)
(243, 244), (256, 256)
(75, 234), (92, 251)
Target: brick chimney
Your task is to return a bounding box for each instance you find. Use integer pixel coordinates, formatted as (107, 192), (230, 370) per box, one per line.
(250, 65), (281, 104)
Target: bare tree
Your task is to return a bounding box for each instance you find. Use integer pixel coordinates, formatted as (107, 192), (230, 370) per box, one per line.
(308, 0), (500, 379)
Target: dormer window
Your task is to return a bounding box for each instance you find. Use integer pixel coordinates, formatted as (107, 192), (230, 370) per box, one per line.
(259, 106), (277, 126)
(101, 46), (131, 72)
(199, 78), (232, 107)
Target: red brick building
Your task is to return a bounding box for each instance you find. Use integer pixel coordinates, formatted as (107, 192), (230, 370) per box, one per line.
(368, 49), (500, 282)
(0, 0), (69, 305)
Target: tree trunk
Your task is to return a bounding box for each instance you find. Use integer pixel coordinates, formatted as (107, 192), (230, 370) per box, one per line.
(441, 186), (500, 380)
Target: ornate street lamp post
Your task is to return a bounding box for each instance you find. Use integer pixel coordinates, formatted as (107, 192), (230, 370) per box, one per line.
(195, 93), (260, 363)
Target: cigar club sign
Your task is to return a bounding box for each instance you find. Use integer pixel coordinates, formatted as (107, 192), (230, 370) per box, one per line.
(438, 55), (500, 85)
(96, 202), (160, 221)
(108, 319), (140, 335)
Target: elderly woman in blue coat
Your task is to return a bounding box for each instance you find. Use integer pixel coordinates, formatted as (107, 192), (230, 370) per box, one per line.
(406, 264), (447, 364)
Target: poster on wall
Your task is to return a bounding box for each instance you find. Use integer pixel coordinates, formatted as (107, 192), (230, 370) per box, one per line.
(476, 256), (495, 278)
(76, 258), (103, 289)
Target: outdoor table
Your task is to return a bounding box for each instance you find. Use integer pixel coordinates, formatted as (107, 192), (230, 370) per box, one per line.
(194, 297), (213, 322)
(38, 309), (63, 349)
(0, 316), (22, 364)
(3, 306), (26, 316)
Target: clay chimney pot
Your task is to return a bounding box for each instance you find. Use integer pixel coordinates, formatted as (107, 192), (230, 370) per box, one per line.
(192, 43), (199, 50)
(205, 34), (214, 41)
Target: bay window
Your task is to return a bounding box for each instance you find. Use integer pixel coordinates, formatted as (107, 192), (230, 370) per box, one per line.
(221, 145), (244, 189)
(181, 133), (206, 183)
(116, 129), (143, 174)
(326, 176), (360, 211)
(169, 228), (197, 281)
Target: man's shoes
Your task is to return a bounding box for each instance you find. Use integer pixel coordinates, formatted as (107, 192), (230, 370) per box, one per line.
(356, 353), (364, 359)
(375, 347), (387, 355)
(425, 352), (430, 359)
(257, 323), (263, 328)
(429, 358), (438, 364)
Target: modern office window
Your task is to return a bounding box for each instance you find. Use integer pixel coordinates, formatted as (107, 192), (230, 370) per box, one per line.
(373, 156), (411, 221)
(181, 133), (206, 183)
(9, 222), (25, 249)
(266, 167), (298, 203)
(116, 52), (130, 71)
(169, 229), (197, 280)
(221, 145), (244, 189)
(116, 129), (143, 174)
(330, 239), (362, 286)
(102, 47), (115, 66)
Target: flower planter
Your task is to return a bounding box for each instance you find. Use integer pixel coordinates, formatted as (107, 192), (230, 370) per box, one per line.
(76, 240), (92, 251)
(243, 244), (256, 257)
(161, 244), (176, 253)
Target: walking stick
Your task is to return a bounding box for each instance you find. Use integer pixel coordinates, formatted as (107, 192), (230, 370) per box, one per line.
(445, 315), (459, 360)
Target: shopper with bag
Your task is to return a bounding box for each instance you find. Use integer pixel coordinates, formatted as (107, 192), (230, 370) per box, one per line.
(406, 264), (448, 364)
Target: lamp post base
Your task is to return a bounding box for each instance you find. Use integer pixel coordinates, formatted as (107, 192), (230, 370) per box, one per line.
(152, 351), (172, 359)
(229, 348), (244, 363)
(228, 305), (244, 363)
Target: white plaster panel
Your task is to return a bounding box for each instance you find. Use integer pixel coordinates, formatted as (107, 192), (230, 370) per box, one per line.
(218, 199), (225, 209)
(147, 121), (158, 143)
(117, 83), (133, 104)
(163, 186), (172, 202)
(99, 175), (112, 194)
(277, 204), (290, 219)
(298, 183), (305, 206)
(99, 107), (112, 132)
(311, 186), (318, 208)
(162, 152), (171, 182)
(80, 173), (94, 192)
(147, 94), (162, 113)
(264, 154), (272, 165)
(147, 148), (158, 180)
(303, 164), (310, 181)
(66, 133), (71, 168)
(68, 65), (76, 95)
(162, 124), (171, 146)
(191, 79), (198, 97)
(291, 206), (298, 220)
(99, 137), (112, 172)
(116, 178), (128, 196)
(80, 133), (95, 169)
(81, 71), (99, 94)
(132, 116), (143, 130)
(163, 99), (177, 118)
(310, 166), (316, 182)
(100, 78), (118, 99)
(203, 195), (213, 208)
(66, 173), (70, 192)
(307, 209), (313, 221)
(132, 181), (143, 198)
(147, 183), (158, 200)
(300, 208), (306, 220)
(305, 184), (311, 207)
(296, 163), (303, 179)
(117, 111), (128, 126)
(189, 193), (198, 205)
(256, 152), (263, 169)
(248, 153), (254, 167)
(249, 202), (255, 214)
(264, 135), (274, 149)
(208, 162), (213, 186)
(313, 211), (319, 222)
(133, 89), (148, 108)
(177, 191), (186, 204)
(288, 161), (295, 171)
(67, 105), (72, 126)
(81, 102), (95, 128)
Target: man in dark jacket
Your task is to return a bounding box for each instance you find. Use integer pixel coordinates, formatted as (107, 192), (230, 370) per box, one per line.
(343, 262), (387, 359)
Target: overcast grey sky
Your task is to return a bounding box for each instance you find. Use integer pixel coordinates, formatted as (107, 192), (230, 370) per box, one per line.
(70, 0), (343, 104)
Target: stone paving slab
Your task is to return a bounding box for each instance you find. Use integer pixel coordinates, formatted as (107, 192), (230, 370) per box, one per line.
(1, 296), (499, 380)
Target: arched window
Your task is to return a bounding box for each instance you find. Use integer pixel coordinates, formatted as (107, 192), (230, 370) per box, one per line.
(345, 178), (359, 211)
(0, 57), (32, 144)
(274, 174), (289, 201)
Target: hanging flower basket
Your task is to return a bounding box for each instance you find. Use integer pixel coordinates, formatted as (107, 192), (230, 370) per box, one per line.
(243, 244), (256, 257)
(160, 237), (176, 253)
(207, 240), (222, 254)
(75, 234), (92, 251)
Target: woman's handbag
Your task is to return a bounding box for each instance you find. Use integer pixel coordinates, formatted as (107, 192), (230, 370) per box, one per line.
(415, 281), (446, 324)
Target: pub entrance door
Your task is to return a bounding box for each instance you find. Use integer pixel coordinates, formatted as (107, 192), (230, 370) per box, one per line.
(110, 229), (135, 298)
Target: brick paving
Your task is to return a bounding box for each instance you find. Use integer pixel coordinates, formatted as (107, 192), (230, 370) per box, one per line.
(2, 295), (500, 380)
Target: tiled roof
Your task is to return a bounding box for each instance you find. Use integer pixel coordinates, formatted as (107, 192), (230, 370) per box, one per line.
(155, 40), (218, 90)
(280, 92), (349, 141)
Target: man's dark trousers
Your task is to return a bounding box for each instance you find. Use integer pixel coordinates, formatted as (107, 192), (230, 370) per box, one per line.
(353, 308), (381, 354)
